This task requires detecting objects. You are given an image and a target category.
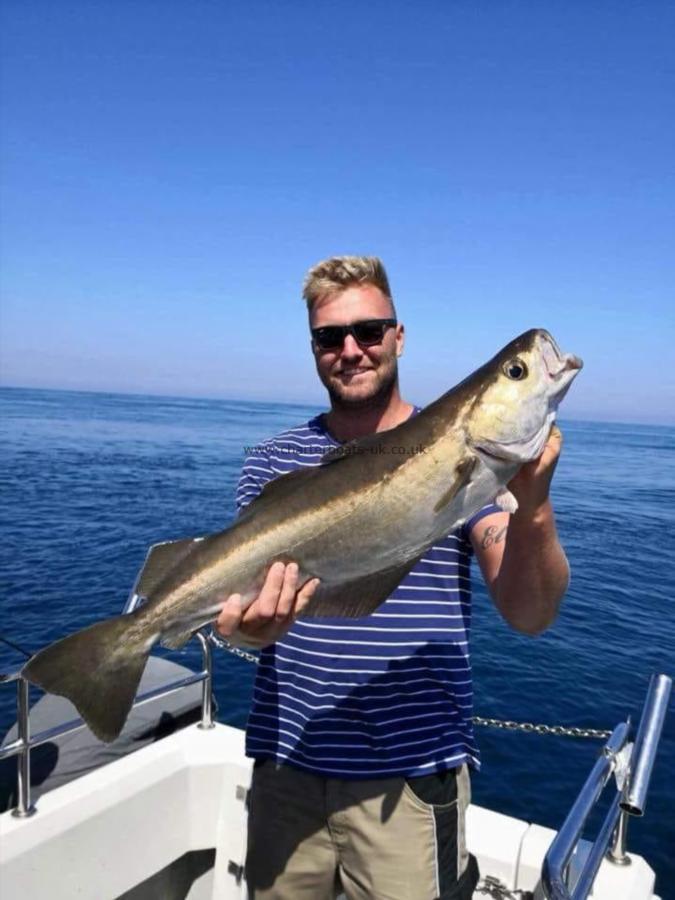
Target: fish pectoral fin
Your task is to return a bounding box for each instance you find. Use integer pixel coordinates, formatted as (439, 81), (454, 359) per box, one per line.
(133, 536), (206, 598)
(433, 456), (478, 513)
(301, 557), (423, 619)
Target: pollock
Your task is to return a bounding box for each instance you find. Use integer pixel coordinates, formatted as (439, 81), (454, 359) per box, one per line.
(23, 328), (582, 741)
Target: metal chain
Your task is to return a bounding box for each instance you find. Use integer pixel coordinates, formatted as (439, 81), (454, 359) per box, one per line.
(211, 636), (612, 740)
(472, 715), (611, 740)
(207, 631), (260, 664)
(475, 875), (533, 898)
(223, 644), (261, 664)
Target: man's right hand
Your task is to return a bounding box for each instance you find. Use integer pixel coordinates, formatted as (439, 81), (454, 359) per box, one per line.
(215, 561), (320, 649)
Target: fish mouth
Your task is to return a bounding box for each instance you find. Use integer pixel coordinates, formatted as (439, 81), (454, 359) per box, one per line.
(549, 354), (583, 380)
(540, 334), (583, 383)
(545, 353), (583, 411)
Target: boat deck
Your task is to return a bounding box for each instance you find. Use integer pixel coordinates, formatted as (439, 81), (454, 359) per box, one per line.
(0, 722), (659, 900)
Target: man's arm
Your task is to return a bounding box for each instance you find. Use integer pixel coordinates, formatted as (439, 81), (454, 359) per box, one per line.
(472, 426), (570, 635)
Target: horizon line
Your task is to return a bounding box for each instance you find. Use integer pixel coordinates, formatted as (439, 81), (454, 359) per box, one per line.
(1, 381), (673, 430)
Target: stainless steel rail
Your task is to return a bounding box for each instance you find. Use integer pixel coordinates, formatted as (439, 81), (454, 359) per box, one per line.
(620, 673), (671, 817)
(541, 673), (672, 900)
(607, 672), (672, 864)
(541, 722), (630, 900)
(1, 631), (215, 818)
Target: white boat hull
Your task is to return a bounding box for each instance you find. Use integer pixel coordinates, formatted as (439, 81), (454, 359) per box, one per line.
(0, 723), (659, 900)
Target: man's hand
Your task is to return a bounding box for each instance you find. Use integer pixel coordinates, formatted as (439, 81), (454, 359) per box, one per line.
(215, 561), (320, 649)
(475, 423), (569, 634)
(507, 424), (563, 517)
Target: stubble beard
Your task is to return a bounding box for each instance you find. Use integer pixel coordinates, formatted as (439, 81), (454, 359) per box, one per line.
(323, 362), (399, 413)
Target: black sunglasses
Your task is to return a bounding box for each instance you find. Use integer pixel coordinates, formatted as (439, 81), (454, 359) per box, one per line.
(311, 318), (397, 351)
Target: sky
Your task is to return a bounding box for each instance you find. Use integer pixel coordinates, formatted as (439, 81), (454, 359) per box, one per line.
(1, 1), (673, 424)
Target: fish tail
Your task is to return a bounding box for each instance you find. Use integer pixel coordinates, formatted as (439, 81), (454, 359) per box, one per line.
(22, 612), (153, 743)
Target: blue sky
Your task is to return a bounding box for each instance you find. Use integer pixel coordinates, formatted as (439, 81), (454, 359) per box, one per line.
(1, 1), (673, 423)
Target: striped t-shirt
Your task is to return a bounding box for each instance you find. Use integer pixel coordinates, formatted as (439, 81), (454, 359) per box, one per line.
(236, 413), (497, 778)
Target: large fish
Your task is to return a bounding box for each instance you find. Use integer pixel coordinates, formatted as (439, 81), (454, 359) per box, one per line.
(23, 328), (582, 742)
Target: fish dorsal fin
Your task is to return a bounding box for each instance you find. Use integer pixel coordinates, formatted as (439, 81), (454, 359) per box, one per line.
(301, 554), (424, 619)
(131, 537), (205, 599)
(433, 456), (478, 513)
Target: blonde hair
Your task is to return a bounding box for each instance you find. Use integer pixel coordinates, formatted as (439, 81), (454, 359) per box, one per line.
(302, 256), (394, 311)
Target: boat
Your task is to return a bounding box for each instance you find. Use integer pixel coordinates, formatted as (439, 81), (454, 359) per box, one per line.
(0, 599), (670, 899)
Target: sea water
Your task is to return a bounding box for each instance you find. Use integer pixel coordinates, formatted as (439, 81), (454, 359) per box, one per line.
(1, 387), (673, 891)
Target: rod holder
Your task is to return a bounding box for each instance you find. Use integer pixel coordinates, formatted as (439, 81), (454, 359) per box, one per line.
(620, 673), (672, 818)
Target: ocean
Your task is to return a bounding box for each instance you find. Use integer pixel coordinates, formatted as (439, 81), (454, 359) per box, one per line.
(1, 386), (673, 893)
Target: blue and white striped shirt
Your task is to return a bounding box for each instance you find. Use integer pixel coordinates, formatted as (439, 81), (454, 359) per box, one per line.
(236, 413), (497, 778)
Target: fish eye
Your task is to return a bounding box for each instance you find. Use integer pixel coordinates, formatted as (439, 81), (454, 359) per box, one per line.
(503, 358), (528, 380)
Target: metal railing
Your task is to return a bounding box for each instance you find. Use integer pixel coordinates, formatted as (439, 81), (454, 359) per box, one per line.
(0, 630), (215, 818)
(541, 673), (672, 900)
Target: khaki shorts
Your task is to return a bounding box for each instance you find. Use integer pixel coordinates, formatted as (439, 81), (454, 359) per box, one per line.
(246, 760), (479, 900)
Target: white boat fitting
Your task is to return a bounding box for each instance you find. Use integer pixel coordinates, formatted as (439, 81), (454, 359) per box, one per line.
(0, 632), (670, 900)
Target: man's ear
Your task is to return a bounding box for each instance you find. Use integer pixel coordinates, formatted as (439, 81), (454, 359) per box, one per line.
(396, 322), (405, 357)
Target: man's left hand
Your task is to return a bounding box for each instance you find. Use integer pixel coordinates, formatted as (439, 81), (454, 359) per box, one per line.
(477, 423), (569, 633)
(507, 424), (563, 516)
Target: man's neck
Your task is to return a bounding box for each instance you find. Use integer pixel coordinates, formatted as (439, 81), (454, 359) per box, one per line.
(324, 392), (414, 443)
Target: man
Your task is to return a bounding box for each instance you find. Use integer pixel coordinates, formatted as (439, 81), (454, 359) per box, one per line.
(216, 256), (570, 899)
